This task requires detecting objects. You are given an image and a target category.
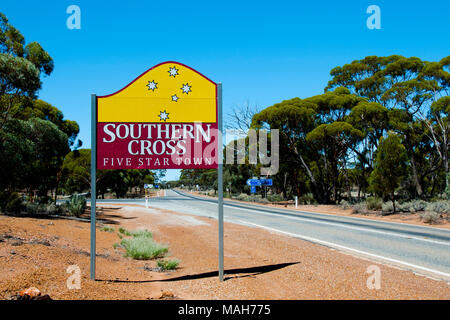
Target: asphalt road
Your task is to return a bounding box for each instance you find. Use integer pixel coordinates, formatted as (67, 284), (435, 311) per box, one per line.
(96, 189), (450, 281)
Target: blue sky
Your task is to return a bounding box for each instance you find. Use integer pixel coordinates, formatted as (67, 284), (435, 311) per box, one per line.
(2, 0), (449, 181)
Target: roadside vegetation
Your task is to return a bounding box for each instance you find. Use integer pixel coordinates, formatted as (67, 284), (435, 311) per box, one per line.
(0, 193), (87, 218)
(100, 226), (115, 233)
(174, 55), (449, 223)
(156, 259), (180, 271)
(192, 188), (448, 224)
(0, 11), (448, 228)
(175, 56), (449, 209)
(0, 12), (166, 216)
(338, 198), (449, 224)
(113, 227), (173, 261)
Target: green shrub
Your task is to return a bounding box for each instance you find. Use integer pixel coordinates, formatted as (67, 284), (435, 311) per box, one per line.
(0, 192), (24, 214)
(19, 201), (63, 216)
(238, 194), (269, 203)
(397, 202), (413, 213)
(45, 203), (61, 215)
(118, 227), (152, 237)
(420, 211), (441, 224)
(366, 197), (382, 211)
(254, 196), (269, 204)
(128, 229), (153, 238)
(249, 195), (262, 202)
(120, 237), (168, 260)
(352, 203), (368, 214)
(157, 259), (180, 271)
(100, 226), (115, 233)
(236, 193), (249, 201)
(339, 200), (351, 210)
(68, 194), (86, 217)
(381, 201), (394, 214)
(298, 193), (316, 205)
(409, 200), (428, 213)
(4, 192), (24, 214)
(426, 201), (449, 215)
(267, 194), (284, 202)
(116, 228), (164, 260)
(396, 200), (430, 214)
(58, 201), (70, 215)
(25, 202), (41, 215)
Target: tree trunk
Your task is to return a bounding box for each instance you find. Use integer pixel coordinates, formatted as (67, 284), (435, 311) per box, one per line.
(344, 169), (351, 199)
(392, 192), (396, 213)
(444, 146), (449, 196)
(410, 156), (423, 197)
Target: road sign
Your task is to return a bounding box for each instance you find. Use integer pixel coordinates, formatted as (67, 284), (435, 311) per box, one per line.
(246, 178), (272, 186)
(91, 62), (224, 281)
(250, 186), (257, 193)
(260, 178), (273, 186)
(96, 61), (218, 170)
(144, 184), (153, 189)
(246, 179), (262, 186)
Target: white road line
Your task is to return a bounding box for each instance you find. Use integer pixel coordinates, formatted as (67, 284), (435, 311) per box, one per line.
(181, 191), (449, 232)
(101, 194), (450, 247)
(238, 220), (450, 281)
(224, 204), (450, 247)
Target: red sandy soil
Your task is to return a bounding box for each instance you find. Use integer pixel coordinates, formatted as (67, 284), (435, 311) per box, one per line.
(185, 190), (450, 230)
(0, 204), (449, 300)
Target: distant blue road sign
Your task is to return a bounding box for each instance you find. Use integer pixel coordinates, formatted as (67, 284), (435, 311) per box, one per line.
(246, 179), (262, 186)
(260, 178), (273, 186)
(250, 186), (256, 193)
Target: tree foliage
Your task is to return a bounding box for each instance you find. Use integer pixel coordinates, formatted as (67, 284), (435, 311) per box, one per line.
(0, 13), (79, 207)
(187, 55), (449, 204)
(369, 132), (409, 212)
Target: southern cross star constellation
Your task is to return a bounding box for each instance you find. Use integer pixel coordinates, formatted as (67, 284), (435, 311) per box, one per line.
(168, 66), (179, 77)
(181, 83), (192, 94)
(146, 80), (158, 91)
(146, 67), (193, 121)
(158, 110), (169, 122)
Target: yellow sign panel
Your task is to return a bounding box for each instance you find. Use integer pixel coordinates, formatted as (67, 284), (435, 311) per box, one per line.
(97, 61), (217, 123)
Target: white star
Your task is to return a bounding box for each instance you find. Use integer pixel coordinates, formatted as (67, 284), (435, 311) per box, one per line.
(181, 83), (192, 94)
(171, 94), (179, 102)
(168, 66), (179, 77)
(147, 80), (158, 91)
(158, 110), (169, 122)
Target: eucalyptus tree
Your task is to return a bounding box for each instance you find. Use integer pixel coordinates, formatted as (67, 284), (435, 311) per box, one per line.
(252, 88), (366, 203)
(0, 13), (53, 129)
(369, 132), (409, 212)
(327, 55), (449, 198)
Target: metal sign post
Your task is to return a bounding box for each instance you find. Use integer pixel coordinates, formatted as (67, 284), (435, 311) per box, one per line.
(90, 94), (97, 280)
(217, 83), (224, 282)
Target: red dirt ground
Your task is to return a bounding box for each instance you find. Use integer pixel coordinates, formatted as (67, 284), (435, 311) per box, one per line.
(0, 204), (449, 300)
